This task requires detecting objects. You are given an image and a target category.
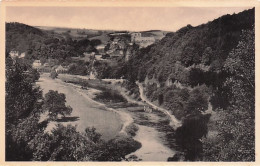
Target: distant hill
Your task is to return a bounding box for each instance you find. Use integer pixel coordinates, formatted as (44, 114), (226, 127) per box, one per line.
(6, 22), (97, 62)
(140, 30), (170, 40)
(6, 22), (48, 53)
(37, 26), (118, 40)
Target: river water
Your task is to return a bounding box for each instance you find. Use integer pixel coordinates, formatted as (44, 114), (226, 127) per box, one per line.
(37, 73), (176, 161)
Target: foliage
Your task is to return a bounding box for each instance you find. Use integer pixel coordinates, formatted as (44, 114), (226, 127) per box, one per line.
(5, 56), (43, 160)
(202, 28), (255, 161)
(85, 127), (102, 143)
(43, 90), (72, 120)
(96, 134), (142, 161)
(90, 39), (102, 47)
(50, 69), (58, 79)
(224, 28), (255, 110)
(125, 123), (139, 137)
(146, 84), (209, 119)
(184, 85), (210, 115)
(67, 61), (89, 76)
(94, 90), (127, 103)
(124, 8), (254, 85)
(6, 22), (97, 65)
(29, 124), (98, 161)
(5, 56), (43, 125)
(175, 114), (211, 161)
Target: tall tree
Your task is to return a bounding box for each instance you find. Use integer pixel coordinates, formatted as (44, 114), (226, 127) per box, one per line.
(43, 90), (72, 120)
(203, 27), (255, 161)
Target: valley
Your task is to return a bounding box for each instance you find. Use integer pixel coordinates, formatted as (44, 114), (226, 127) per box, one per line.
(5, 7), (255, 161)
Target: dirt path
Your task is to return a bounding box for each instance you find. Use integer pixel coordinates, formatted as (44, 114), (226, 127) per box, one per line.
(136, 82), (181, 129)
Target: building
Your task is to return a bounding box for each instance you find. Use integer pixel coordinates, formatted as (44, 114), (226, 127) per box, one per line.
(9, 51), (19, 59)
(95, 44), (106, 53)
(94, 54), (103, 60)
(144, 106), (153, 113)
(131, 32), (155, 48)
(32, 60), (42, 69)
(55, 65), (68, 74)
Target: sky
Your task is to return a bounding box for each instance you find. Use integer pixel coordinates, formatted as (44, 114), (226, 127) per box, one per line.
(6, 7), (252, 31)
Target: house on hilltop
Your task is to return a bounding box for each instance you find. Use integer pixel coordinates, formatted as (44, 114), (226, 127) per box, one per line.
(96, 44), (106, 54)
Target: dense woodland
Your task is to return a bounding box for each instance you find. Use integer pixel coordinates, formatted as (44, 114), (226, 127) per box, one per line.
(5, 8), (255, 161)
(123, 8), (255, 161)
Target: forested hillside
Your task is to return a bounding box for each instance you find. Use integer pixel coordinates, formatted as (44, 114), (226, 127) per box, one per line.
(126, 8), (254, 84)
(6, 22), (98, 63)
(122, 8), (255, 161)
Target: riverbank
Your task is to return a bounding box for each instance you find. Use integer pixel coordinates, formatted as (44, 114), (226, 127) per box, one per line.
(47, 73), (177, 161)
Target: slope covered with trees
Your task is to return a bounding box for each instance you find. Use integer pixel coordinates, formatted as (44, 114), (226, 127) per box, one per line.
(126, 8), (254, 84)
(121, 8), (255, 161)
(6, 22), (97, 64)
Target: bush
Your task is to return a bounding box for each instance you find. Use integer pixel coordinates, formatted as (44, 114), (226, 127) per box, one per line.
(94, 90), (127, 103)
(50, 70), (58, 79)
(125, 123), (139, 137)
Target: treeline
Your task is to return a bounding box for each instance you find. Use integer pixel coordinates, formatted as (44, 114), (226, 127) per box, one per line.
(5, 56), (141, 161)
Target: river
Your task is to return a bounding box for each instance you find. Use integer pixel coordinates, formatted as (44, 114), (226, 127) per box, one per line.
(37, 73), (176, 161)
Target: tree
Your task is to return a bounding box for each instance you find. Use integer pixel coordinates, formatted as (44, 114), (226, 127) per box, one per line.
(29, 124), (98, 161)
(43, 90), (72, 120)
(27, 68), (40, 82)
(224, 28), (255, 111)
(158, 94), (164, 105)
(90, 39), (102, 47)
(85, 127), (101, 143)
(201, 47), (213, 65)
(50, 69), (58, 79)
(203, 28), (255, 161)
(5, 56), (44, 161)
(184, 85), (209, 115)
(96, 134), (141, 161)
(6, 56), (43, 124)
